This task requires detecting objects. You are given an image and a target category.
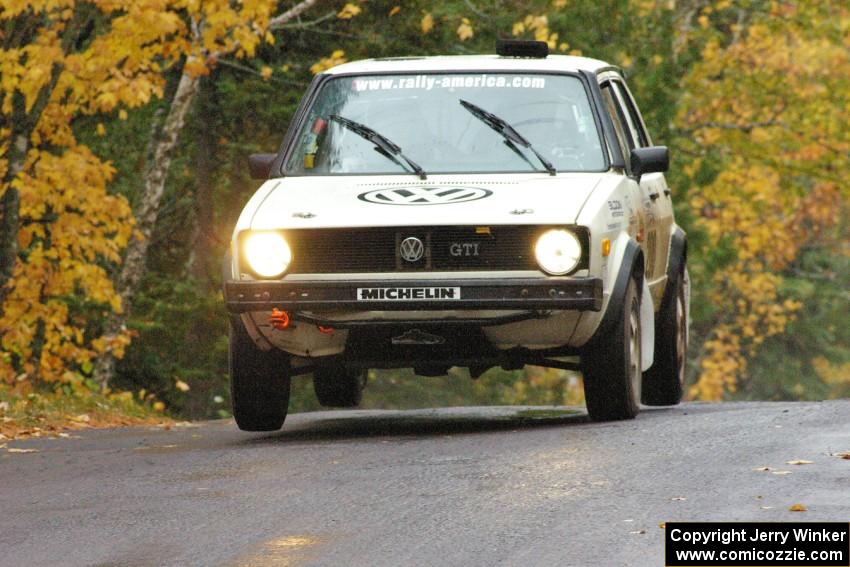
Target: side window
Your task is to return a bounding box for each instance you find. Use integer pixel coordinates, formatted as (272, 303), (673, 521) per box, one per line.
(612, 81), (650, 147)
(600, 82), (632, 161)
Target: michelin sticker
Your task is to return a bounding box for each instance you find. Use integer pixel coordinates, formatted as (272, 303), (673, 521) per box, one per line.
(357, 287), (462, 301)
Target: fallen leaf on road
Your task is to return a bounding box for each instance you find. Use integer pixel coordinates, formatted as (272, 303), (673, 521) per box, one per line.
(630, 530), (646, 535)
(753, 466), (771, 471)
(772, 470), (792, 475)
(760, 506), (774, 510)
(659, 522), (666, 529)
(789, 504), (807, 512)
(7, 448), (38, 453)
(134, 444), (179, 451)
(671, 496), (687, 501)
(833, 452), (850, 460)
(786, 459), (813, 465)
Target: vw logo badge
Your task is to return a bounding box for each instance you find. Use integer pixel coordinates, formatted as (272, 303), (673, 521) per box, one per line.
(399, 237), (425, 262)
(358, 186), (492, 206)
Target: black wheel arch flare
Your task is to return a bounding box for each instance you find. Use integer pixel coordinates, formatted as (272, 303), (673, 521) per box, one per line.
(658, 227), (687, 319)
(583, 239), (644, 352)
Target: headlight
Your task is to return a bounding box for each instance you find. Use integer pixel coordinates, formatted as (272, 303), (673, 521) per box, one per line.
(535, 229), (582, 275)
(243, 231), (292, 278)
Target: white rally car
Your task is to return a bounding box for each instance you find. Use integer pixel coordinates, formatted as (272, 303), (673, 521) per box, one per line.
(224, 40), (689, 430)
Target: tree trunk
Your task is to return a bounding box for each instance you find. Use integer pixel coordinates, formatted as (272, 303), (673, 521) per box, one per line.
(186, 75), (218, 286)
(93, 70), (201, 389)
(0, 132), (28, 301)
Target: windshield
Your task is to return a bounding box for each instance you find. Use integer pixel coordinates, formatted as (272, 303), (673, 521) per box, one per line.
(284, 73), (606, 175)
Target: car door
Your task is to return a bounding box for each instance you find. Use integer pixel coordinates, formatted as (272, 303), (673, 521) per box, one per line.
(598, 75), (667, 304)
(611, 79), (674, 293)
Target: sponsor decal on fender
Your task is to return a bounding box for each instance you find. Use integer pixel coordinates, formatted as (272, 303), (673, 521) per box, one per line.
(357, 287), (462, 301)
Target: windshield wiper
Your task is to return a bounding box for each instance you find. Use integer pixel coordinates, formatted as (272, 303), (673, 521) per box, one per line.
(329, 114), (426, 180)
(459, 99), (556, 176)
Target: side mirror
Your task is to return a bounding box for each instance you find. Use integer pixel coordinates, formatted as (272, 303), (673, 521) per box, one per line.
(630, 146), (669, 178)
(248, 153), (277, 179)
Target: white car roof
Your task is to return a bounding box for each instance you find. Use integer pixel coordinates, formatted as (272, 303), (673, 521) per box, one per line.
(323, 54), (617, 76)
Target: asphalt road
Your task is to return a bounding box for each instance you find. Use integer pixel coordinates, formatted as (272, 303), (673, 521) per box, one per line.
(2, 401), (849, 567)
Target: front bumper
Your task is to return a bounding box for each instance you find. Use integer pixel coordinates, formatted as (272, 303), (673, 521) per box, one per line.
(224, 277), (603, 314)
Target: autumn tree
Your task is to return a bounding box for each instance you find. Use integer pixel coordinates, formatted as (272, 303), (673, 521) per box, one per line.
(0, 1), (184, 386)
(676, 1), (850, 399)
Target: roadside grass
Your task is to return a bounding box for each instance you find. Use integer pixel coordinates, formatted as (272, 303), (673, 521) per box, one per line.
(0, 384), (170, 441)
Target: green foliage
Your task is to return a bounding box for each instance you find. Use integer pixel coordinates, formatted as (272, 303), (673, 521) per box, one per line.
(114, 276), (229, 418)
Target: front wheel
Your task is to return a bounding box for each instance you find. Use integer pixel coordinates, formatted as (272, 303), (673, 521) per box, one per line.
(582, 275), (642, 421)
(229, 317), (291, 431)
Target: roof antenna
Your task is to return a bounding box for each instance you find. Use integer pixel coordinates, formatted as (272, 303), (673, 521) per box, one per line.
(496, 39), (549, 58)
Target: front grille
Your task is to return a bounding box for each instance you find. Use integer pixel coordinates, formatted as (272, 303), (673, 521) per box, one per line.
(242, 226), (588, 275)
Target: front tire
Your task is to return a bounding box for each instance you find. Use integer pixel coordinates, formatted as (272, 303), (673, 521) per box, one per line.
(582, 275), (642, 421)
(229, 317), (291, 431)
(642, 267), (688, 406)
(313, 364), (367, 408)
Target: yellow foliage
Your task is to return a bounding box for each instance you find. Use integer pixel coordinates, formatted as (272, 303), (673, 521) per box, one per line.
(2, 143), (135, 384)
(679, 4), (850, 400)
(510, 14), (559, 49)
(420, 12), (434, 35)
(1, 0), (285, 387)
(0, 1), (177, 385)
(310, 50), (347, 75)
(337, 3), (362, 20)
(457, 18), (474, 41)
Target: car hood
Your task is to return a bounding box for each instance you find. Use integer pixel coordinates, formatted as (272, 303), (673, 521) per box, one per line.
(243, 173), (608, 231)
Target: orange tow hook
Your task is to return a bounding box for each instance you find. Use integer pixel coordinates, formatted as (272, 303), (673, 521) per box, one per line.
(269, 308), (291, 330)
